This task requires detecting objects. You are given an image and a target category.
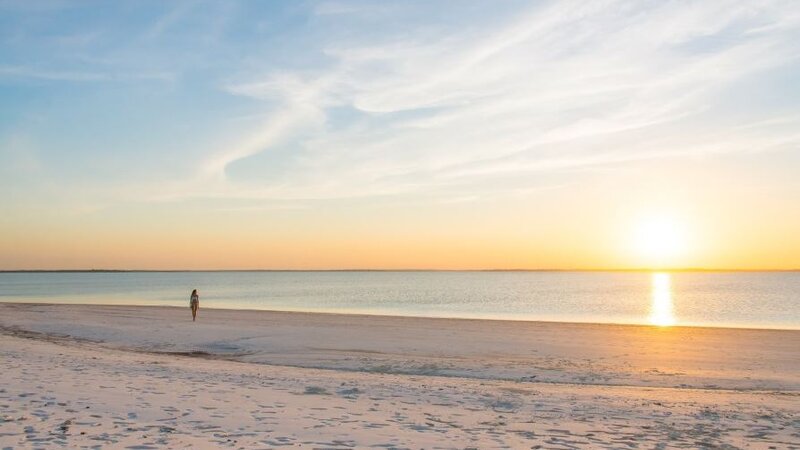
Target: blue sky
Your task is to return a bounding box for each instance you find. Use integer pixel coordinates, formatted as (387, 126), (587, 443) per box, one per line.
(1, 0), (800, 269)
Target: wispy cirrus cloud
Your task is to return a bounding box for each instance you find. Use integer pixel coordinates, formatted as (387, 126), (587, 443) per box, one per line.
(186, 0), (799, 203)
(4, 0), (798, 207)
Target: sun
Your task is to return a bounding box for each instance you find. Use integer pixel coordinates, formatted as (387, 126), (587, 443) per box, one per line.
(631, 213), (689, 266)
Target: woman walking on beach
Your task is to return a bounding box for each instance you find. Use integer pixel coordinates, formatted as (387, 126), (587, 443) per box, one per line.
(190, 289), (199, 322)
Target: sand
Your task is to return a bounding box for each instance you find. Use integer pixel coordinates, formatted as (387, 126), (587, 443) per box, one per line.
(1, 303), (798, 448)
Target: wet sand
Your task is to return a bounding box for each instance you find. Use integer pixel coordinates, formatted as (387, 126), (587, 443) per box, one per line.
(1, 303), (798, 448)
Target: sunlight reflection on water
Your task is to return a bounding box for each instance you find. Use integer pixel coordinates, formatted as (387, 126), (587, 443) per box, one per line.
(2, 271), (799, 329)
(649, 272), (676, 326)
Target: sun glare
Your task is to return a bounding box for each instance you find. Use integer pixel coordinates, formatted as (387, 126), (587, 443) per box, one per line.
(631, 214), (689, 266)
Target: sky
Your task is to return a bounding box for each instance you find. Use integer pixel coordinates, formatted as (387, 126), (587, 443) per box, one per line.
(1, 0), (799, 270)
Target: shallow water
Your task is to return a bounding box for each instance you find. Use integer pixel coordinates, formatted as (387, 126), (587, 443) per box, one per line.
(1, 271), (798, 329)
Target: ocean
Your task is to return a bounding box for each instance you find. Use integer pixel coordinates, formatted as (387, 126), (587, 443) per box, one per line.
(1, 271), (798, 330)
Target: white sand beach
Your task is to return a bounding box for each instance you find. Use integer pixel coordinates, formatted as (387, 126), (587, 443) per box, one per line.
(1, 303), (798, 448)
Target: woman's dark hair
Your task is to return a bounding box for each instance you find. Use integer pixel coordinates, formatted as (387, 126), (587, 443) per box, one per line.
(192, 289), (197, 295)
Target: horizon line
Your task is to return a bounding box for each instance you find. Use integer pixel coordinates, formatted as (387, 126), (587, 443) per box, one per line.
(1, 268), (799, 273)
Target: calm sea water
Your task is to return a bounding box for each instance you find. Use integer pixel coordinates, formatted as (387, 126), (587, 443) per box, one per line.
(0, 271), (798, 330)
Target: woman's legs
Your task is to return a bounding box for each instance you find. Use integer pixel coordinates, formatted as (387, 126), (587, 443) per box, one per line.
(191, 304), (197, 321)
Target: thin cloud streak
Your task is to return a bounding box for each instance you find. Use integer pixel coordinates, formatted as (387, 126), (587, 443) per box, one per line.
(0, 65), (175, 82)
